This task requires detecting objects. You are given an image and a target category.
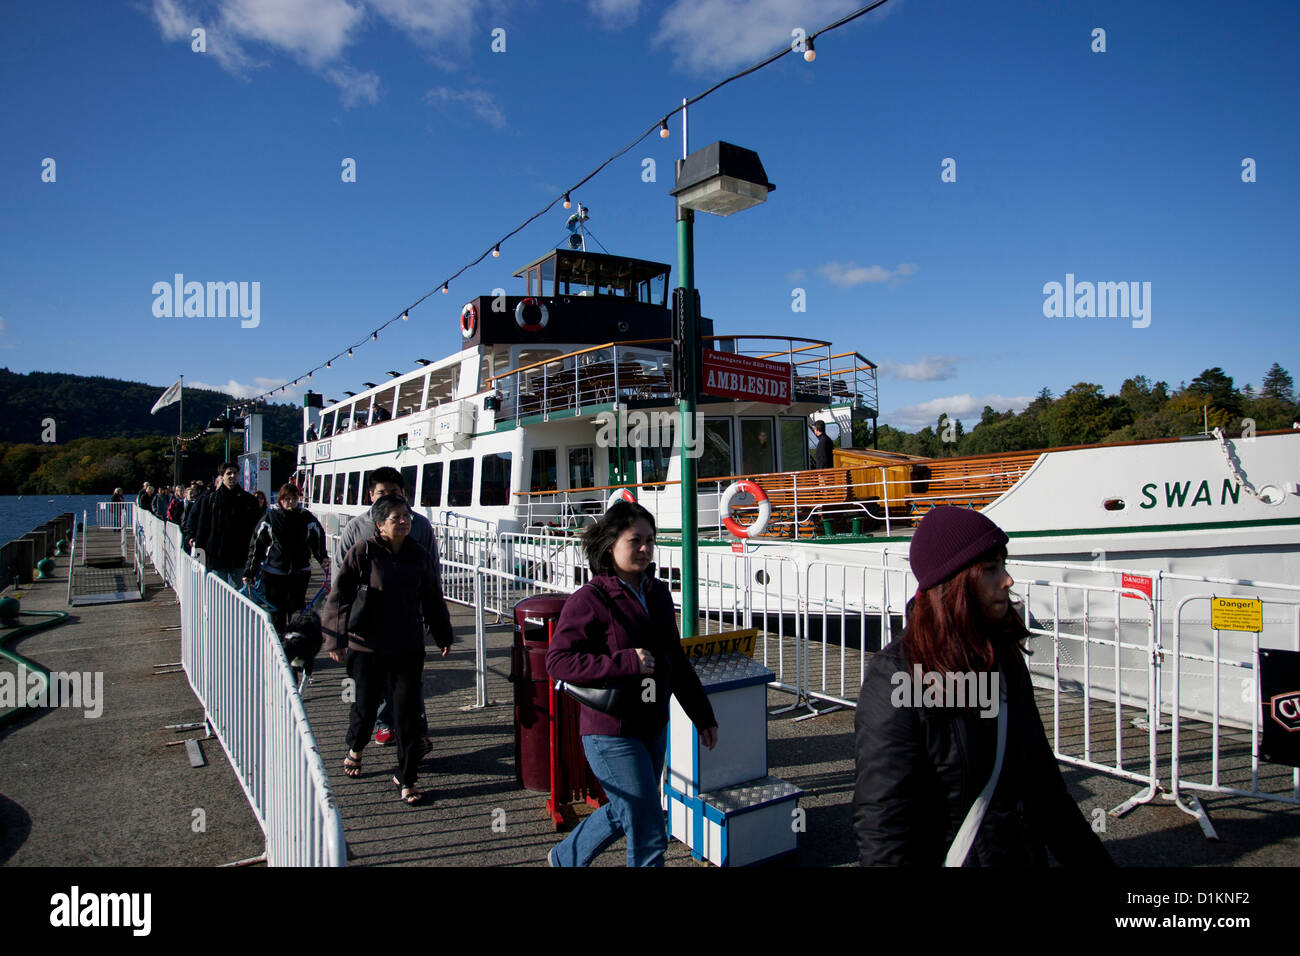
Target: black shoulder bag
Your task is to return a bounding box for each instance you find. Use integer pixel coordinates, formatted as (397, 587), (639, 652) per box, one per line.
(346, 544), (376, 638)
(557, 584), (644, 715)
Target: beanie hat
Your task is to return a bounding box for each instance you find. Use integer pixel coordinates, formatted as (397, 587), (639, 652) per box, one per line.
(909, 506), (1008, 592)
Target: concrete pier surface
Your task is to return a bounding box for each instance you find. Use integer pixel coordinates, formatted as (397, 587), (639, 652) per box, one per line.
(2, 528), (1298, 868)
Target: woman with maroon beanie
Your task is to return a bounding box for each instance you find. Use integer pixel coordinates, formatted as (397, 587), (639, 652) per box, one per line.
(546, 501), (717, 867)
(853, 506), (1112, 866)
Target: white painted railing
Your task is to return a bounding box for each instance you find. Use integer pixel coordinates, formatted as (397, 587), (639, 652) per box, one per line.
(137, 510), (345, 866)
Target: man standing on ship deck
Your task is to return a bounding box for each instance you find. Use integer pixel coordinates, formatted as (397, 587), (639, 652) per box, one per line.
(812, 420), (835, 470)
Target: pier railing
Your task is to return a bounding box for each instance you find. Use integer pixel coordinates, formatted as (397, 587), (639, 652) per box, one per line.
(136, 510), (346, 866)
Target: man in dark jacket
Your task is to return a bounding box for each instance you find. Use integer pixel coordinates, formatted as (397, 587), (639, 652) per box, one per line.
(182, 480), (209, 552)
(194, 463), (260, 587)
(812, 420), (835, 470)
(136, 483), (153, 512)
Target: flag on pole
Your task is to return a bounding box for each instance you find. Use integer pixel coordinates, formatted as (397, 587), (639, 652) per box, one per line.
(151, 378), (182, 415)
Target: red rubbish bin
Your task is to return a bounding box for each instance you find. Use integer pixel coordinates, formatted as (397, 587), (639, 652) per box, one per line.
(510, 595), (604, 828)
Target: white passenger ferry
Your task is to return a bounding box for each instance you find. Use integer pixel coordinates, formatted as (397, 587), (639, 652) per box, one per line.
(294, 242), (1298, 584)
(292, 240), (1298, 725)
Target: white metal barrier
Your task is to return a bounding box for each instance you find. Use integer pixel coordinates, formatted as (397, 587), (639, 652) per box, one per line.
(96, 500), (134, 531)
(1167, 593), (1300, 838)
(137, 511), (345, 866)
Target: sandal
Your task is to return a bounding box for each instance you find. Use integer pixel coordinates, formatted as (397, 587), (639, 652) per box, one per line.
(343, 750), (362, 778)
(393, 776), (423, 805)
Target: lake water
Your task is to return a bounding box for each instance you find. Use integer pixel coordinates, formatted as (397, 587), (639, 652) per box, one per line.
(0, 495), (117, 546)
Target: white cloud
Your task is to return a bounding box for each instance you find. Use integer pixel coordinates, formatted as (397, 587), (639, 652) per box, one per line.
(886, 393), (1033, 428)
(880, 355), (958, 382)
(327, 66), (381, 107)
(148, 0), (485, 106)
(189, 377), (299, 400)
(653, 0), (879, 74)
(589, 0), (640, 28)
(424, 86), (506, 128)
(818, 261), (917, 288)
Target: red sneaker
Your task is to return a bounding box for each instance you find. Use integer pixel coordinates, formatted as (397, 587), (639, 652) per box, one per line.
(374, 727), (395, 746)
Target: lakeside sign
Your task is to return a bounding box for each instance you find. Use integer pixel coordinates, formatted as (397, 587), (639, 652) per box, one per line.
(700, 349), (792, 403)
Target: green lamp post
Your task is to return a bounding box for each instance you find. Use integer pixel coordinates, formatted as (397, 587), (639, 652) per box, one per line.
(669, 141), (773, 637)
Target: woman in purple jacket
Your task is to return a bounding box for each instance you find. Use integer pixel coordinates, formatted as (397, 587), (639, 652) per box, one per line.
(546, 501), (718, 867)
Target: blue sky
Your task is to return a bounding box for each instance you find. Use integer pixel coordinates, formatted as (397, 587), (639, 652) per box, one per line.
(2, 0), (1296, 430)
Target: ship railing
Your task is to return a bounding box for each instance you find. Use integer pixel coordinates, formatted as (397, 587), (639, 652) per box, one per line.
(480, 335), (879, 424)
(484, 338), (675, 423)
(135, 510), (346, 866)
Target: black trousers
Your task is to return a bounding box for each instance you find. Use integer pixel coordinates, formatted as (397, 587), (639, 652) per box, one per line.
(345, 649), (426, 786)
(263, 571), (310, 636)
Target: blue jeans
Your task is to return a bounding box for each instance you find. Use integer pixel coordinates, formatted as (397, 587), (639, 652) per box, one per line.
(550, 728), (668, 867)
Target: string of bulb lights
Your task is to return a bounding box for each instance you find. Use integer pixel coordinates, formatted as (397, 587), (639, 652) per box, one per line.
(228, 0), (893, 415)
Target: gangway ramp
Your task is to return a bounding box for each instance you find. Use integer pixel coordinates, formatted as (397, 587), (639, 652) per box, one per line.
(67, 511), (144, 607)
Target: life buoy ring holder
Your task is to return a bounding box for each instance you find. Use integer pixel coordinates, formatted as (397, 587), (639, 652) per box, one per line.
(460, 302), (478, 339)
(515, 297), (549, 332)
(606, 488), (636, 509)
(719, 480), (771, 539)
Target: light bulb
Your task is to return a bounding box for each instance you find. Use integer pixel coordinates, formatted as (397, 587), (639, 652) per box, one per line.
(401, 311), (409, 321)
(804, 38), (815, 62)
(563, 192), (571, 209)
(659, 119), (670, 139)
(492, 245), (500, 258)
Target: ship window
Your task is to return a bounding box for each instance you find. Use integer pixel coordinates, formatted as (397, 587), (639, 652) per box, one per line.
(1103, 498), (1125, 511)
(347, 472), (361, 506)
(740, 417), (776, 476)
(640, 443), (674, 489)
(530, 449), (558, 492)
(320, 412), (335, 438)
(321, 474), (333, 504)
(420, 462), (443, 507)
(779, 417), (807, 471)
(395, 378), (423, 418)
(448, 458), (474, 507)
(540, 258), (555, 296)
(333, 472), (346, 504)
(400, 466), (418, 500)
(481, 453), (512, 507)
(313, 475), (323, 503)
(568, 446), (595, 490)
(700, 418), (734, 480)
(373, 387), (397, 424)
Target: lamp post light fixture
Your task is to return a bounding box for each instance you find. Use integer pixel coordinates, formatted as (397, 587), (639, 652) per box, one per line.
(669, 141), (773, 637)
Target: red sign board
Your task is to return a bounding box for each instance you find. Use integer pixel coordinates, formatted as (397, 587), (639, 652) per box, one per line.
(1122, 572), (1153, 601)
(700, 349), (792, 403)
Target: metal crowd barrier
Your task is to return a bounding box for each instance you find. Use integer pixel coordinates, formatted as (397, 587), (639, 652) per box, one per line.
(136, 511), (345, 866)
(1167, 593), (1300, 838)
(96, 500), (134, 531)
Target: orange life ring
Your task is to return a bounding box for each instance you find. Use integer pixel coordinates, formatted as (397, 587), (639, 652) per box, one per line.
(606, 488), (636, 509)
(719, 479), (771, 538)
(515, 297), (549, 332)
(460, 302), (478, 339)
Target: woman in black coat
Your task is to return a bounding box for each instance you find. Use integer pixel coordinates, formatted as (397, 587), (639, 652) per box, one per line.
(853, 506), (1113, 867)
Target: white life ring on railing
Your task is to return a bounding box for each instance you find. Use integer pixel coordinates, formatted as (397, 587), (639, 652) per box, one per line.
(606, 488), (636, 509)
(460, 302), (478, 339)
(720, 479), (771, 539)
(515, 297), (549, 332)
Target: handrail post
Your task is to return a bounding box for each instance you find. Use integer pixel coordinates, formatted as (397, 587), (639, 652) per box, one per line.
(881, 465), (891, 535)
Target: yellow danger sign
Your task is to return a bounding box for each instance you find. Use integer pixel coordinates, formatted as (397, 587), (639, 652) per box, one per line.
(1210, 597), (1263, 633)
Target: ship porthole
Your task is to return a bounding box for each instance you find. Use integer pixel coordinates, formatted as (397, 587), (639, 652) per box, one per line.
(1103, 498), (1125, 511)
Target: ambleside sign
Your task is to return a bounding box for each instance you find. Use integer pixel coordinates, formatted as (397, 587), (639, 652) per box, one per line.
(701, 349), (792, 403)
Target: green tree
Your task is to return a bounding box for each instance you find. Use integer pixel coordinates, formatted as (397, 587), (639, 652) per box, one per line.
(1261, 363), (1295, 404)
(1047, 383), (1119, 446)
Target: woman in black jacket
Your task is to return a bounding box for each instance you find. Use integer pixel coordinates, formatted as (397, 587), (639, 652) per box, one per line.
(244, 483), (329, 635)
(323, 494), (453, 806)
(853, 506), (1113, 867)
